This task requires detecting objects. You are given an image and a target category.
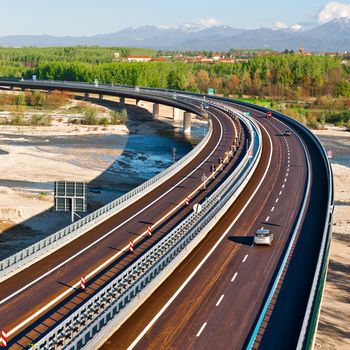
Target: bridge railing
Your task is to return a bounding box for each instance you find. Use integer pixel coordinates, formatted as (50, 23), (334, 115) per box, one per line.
(219, 99), (334, 350)
(0, 95), (213, 282)
(30, 108), (262, 350)
(147, 86), (334, 349)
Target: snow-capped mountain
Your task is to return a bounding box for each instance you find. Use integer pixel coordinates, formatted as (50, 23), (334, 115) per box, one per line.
(0, 18), (349, 52)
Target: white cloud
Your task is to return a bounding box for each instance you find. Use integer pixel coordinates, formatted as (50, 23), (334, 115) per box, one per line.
(274, 21), (289, 29)
(318, 2), (350, 23)
(272, 21), (304, 31)
(195, 18), (223, 28)
(181, 18), (223, 32)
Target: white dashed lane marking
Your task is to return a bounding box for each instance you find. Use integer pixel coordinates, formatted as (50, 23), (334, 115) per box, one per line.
(216, 295), (224, 307)
(242, 254), (248, 263)
(196, 322), (207, 337)
(231, 272), (238, 282)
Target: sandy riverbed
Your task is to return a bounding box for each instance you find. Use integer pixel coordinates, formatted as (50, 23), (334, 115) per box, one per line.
(313, 126), (350, 349)
(0, 97), (204, 258)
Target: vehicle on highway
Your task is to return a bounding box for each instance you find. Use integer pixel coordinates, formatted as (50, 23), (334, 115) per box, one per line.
(266, 111), (272, 118)
(283, 130), (291, 136)
(254, 228), (273, 246)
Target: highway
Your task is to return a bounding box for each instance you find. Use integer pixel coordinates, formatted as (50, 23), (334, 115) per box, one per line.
(0, 80), (333, 350)
(0, 100), (246, 348)
(101, 105), (309, 349)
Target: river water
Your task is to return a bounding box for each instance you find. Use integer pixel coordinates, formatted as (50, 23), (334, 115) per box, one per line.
(0, 120), (208, 207)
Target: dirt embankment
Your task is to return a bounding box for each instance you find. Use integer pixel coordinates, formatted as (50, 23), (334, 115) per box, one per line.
(314, 127), (350, 350)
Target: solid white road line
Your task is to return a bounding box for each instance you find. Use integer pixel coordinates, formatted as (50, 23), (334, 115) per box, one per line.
(231, 272), (238, 282)
(216, 295), (224, 307)
(4, 111), (228, 337)
(196, 322), (207, 337)
(126, 119), (274, 350)
(242, 254), (248, 263)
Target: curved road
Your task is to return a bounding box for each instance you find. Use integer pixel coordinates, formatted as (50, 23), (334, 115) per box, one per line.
(0, 103), (246, 348)
(101, 106), (309, 350)
(0, 80), (321, 350)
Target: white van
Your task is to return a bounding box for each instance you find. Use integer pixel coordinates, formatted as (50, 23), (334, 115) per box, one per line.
(254, 229), (273, 246)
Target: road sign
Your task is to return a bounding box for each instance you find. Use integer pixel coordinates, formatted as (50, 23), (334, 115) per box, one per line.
(244, 112), (251, 117)
(247, 149), (253, 158)
(54, 181), (87, 222)
(129, 241), (134, 253)
(135, 86), (140, 93)
(208, 88), (214, 95)
(185, 196), (190, 206)
(327, 150), (333, 159)
(193, 203), (202, 214)
(32, 75), (37, 81)
(148, 225), (152, 237)
(94, 79), (99, 87)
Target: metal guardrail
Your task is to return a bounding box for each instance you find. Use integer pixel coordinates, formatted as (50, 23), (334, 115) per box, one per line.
(159, 89), (334, 349)
(217, 99), (334, 350)
(296, 125), (334, 350)
(30, 108), (261, 350)
(147, 86), (334, 348)
(0, 89), (213, 282)
(1, 79), (333, 348)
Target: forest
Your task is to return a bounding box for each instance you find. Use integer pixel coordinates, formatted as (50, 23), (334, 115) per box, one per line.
(0, 47), (349, 128)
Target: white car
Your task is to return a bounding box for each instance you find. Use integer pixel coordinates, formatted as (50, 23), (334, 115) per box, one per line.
(254, 229), (273, 246)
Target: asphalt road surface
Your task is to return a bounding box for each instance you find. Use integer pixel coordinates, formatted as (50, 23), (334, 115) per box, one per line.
(101, 107), (309, 350)
(0, 106), (246, 348)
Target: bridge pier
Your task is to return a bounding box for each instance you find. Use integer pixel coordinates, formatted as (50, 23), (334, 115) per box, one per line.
(99, 93), (103, 100)
(173, 108), (184, 122)
(153, 103), (160, 118)
(119, 96), (125, 110)
(184, 112), (192, 135)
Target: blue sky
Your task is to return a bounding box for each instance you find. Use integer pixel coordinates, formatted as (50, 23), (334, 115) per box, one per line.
(0, 0), (347, 36)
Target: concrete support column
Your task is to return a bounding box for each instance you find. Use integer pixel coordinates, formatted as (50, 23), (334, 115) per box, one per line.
(184, 112), (192, 135)
(173, 108), (184, 122)
(99, 93), (104, 100)
(84, 92), (89, 100)
(153, 103), (160, 118)
(119, 96), (125, 109)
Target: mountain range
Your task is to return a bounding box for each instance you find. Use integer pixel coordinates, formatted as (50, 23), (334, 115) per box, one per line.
(1, 18), (350, 52)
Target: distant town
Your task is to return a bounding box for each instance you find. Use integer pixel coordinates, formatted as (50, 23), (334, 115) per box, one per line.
(119, 47), (350, 64)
